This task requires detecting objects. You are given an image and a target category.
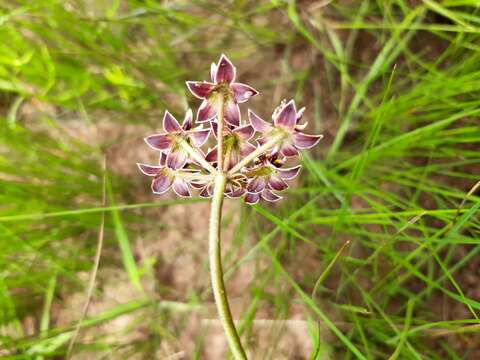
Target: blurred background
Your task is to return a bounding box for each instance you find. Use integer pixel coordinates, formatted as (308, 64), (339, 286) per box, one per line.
(1, 0), (480, 359)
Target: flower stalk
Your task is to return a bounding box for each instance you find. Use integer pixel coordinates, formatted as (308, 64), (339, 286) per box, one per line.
(209, 172), (247, 360)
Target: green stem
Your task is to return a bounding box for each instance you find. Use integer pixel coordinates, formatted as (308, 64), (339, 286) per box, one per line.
(209, 172), (247, 360)
(178, 138), (216, 174)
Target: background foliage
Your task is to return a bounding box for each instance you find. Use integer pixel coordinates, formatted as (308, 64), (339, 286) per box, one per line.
(0, 0), (479, 359)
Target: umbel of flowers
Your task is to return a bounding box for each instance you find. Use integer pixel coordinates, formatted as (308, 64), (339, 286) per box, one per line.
(138, 55), (322, 204)
(138, 55), (322, 359)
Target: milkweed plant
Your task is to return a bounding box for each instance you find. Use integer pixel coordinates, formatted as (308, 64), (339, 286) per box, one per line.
(138, 55), (323, 359)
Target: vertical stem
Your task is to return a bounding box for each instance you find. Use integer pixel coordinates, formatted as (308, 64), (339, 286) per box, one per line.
(208, 91), (247, 359)
(217, 95), (225, 171)
(209, 172), (247, 360)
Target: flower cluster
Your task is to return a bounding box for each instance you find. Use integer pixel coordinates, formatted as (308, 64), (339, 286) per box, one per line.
(138, 55), (322, 204)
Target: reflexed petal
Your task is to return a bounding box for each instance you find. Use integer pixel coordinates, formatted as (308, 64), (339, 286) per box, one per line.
(172, 178), (191, 198)
(137, 163), (161, 176)
(151, 175), (172, 194)
(274, 100), (296, 130)
(248, 110), (272, 133)
(267, 174), (288, 191)
(278, 165), (301, 180)
(186, 81), (215, 99)
(225, 183), (245, 198)
(245, 192), (260, 205)
(145, 134), (173, 151)
(199, 186), (212, 198)
(190, 181), (206, 189)
(210, 62), (217, 82)
(159, 152), (167, 166)
(166, 148), (188, 169)
(296, 106), (306, 121)
(188, 128), (210, 147)
(261, 189), (282, 202)
(231, 83), (258, 103)
(210, 121), (220, 139)
(225, 148), (240, 170)
(215, 54), (236, 84)
(226, 187), (245, 198)
(280, 140), (299, 157)
(224, 99), (240, 127)
(247, 177), (266, 193)
(197, 99), (218, 123)
(233, 124), (254, 141)
(163, 111), (182, 133)
(205, 147), (218, 163)
(182, 109), (193, 131)
(292, 132), (323, 149)
(239, 141), (256, 157)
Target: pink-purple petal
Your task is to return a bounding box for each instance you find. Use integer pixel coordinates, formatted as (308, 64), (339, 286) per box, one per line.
(166, 148), (188, 169)
(267, 174), (288, 191)
(226, 187), (245, 198)
(231, 83), (258, 103)
(205, 147), (218, 163)
(163, 111), (182, 133)
(197, 99), (218, 123)
(151, 175), (172, 194)
(137, 163), (161, 176)
(261, 189), (282, 202)
(245, 192), (260, 205)
(239, 141), (256, 157)
(248, 110), (272, 133)
(247, 177), (266, 193)
(280, 140), (299, 157)
(215, 54), (236, 84)
(186, 81), (215, 99)
(145, 134), (173, 151)
(188, 128), (210, 147)
(159, 152), (167, 166)
(292, 132), (323, 149)
(199, 186), (212, 198)
(274, 100), (296, 130)
(278, 165), (301, 180)
(225, 148), (240, 170)
(182, 109), (193, 131)
(224, 99), (240, 127)
(172, 178), (191, 198)
(234, 124), (254, 141)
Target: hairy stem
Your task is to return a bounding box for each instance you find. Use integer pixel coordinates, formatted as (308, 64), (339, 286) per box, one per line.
(209, 172), (247, 360)
(178, 139), (216, 174)
(227, 133), (285, 175)
(217, 95), (225, 171)
(208, 92), (247, 359)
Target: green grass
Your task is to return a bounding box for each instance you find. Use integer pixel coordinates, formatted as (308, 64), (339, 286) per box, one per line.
(1, 0), (480, 358)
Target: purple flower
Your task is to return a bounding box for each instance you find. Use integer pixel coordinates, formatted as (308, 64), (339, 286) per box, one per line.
(248, 100), (322, 157)
(206, 122), (256, 170)
(144, 110), (210, 169)
(137, 154), (193, 198)
(186, 54), (258, 127)
(242, 152), (301, 204)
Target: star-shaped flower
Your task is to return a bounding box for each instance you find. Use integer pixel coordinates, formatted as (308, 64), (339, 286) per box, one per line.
(248, 100), (323, 157)
(144, 110), (210, 169)
(186, 54), (258, 127)
(137, 154), (193, 198)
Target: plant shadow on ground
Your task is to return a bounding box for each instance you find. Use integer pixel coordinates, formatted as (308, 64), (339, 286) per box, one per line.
(0, 1), (479, 359)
